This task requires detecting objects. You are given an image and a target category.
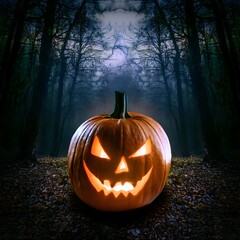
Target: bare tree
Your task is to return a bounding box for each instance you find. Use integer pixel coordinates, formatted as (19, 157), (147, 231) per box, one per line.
(19, 0), (57, 163)
(184, 0), (221, 160)
(210, 0), (240, 147)
(153, 0), (189, 156)
(51, 0), (87, 156)
(132, 0), (189, 156)
(45, 0), (107, 156)
(0, 0), (30, 116)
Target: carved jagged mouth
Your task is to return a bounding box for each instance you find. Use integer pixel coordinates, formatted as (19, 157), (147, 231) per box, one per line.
(83, 160), (153, 198)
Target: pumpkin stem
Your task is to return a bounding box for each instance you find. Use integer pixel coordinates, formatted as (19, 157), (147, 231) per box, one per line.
(108, 91), (131, 119)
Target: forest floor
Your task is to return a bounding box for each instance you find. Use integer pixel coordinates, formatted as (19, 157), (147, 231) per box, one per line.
(0, 156), (239, 240)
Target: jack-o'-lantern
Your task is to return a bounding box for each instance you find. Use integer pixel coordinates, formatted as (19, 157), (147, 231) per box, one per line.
(68, 91), (171, 211)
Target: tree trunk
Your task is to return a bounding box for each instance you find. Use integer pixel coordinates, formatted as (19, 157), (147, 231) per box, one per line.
(0, 0), (30, 159)
(0, 0), (29, 116)
(184, 0), (221, 160)
(159, 52), (182, 155)
(19, 0), (57, 163)
(173, 52), (189, 156)
(57, 49), (83, 155)
(154, 0), (189, 156)
(50, 50), (66, 156)
(51, 1), (86, 156)
(210, 0), (240, 148)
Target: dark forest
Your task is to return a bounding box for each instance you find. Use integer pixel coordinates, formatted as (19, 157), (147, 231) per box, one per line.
(0, 0), (240, 239)
(0, 0), (240, 162)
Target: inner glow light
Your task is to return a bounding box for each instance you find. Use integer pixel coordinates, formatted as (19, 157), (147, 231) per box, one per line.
(91, 136), (110, 159)
(115, 157), (129, 174)
(83, 160), (153, 198)
(129, 137), (151, 158)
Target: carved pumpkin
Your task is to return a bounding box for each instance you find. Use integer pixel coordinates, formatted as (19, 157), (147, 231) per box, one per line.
(68, 91), (171, 211)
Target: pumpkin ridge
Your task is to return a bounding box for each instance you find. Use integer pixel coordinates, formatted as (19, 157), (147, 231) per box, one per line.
(139, 117), (171, 193)
(72, 118), (105, 195)
(68, 119), (96, 182)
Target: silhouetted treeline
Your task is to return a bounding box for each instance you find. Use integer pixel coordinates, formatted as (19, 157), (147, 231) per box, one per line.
(0, 0), (239, 165)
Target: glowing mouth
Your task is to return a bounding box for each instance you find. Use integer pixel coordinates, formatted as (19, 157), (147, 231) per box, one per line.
(83, 160), (153, 198)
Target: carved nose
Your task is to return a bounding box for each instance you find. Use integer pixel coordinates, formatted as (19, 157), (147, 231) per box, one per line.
(115, 156), (129, 174)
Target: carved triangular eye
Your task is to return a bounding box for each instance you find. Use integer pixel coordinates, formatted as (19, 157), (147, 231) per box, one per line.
(91, 136), (110, 159)
(129, 138), (152, 158)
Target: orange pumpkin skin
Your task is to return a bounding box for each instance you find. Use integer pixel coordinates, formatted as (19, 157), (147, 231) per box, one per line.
(68, 92), (171, 211)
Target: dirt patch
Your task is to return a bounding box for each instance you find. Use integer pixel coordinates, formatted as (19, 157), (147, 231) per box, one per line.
(0, 157), (239, 239)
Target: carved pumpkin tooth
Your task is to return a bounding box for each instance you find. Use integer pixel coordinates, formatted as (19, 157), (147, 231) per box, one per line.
(112, 190), (121, 198)
(103, 188), (109, 196)
(123, 182), (134, 191)
(113, 182), (122, 191)
(122, 191), (129, 197)
(103, 180), (111, 189)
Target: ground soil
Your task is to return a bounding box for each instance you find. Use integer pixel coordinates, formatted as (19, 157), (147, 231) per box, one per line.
(0, 157), (239, 239)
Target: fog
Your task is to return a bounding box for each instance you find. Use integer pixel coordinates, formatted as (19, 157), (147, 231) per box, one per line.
(34, 0), (204, 157)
